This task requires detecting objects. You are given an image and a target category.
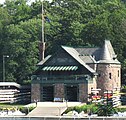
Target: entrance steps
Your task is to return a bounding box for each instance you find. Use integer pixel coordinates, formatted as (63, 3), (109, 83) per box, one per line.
(27, 106), (67, 116)
(27, 102), (81, 116)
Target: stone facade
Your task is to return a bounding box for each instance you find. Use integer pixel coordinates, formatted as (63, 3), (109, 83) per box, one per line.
(31, 84), (41, 102)
(54, 84), (64, 99)
(79, 84), (88, 102)
(97, 63), (121, 94)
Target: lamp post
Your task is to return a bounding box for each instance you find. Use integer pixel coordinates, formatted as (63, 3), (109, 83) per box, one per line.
(3, 55), (9, 82)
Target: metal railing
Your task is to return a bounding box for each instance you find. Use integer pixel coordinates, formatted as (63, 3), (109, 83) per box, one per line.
(0, 116), (125, 120)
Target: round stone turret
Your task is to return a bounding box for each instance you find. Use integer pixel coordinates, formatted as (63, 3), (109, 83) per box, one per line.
(97, 40), (121, 94)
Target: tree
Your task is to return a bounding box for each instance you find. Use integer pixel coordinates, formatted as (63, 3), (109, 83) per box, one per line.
(3, 18), (41, 84)
(0, 0), (126, 84)
(4, 0), (31, 24)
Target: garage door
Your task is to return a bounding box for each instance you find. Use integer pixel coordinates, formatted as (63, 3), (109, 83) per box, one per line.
(65, 85), (78, 101)
(41, 86), (54, 101)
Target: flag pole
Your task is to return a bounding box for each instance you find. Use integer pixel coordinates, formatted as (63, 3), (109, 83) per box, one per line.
(42, 0), (44, 43)
(39, 0), (45, 61)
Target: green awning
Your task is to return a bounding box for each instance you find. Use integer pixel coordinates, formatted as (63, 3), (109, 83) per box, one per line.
(42, 66), (78, 71)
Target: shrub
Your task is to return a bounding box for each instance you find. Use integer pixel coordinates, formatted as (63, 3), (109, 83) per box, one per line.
(63, 103), (120, 116)
(116, 107), (126, 112)
(63, 104), (98, 115)
(96, 104), (117, 116)
(19, 106), (35, 114)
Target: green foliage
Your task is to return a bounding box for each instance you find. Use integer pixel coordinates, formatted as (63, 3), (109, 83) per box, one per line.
(116, 107), (126, 112)
(122, 85), (126, 90)
(0, 103), (35, 115)
(63, 104), (98, 114)
(19, 106), (35, 114)
(63, 103), (126, 116)
(0, 0), (126, 84)
(96, 104), (116, 116)
(4, 0), (31, 24)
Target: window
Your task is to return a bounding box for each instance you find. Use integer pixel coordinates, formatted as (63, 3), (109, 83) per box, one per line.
(109, 73), (111, 79)
(118, 70), (119, 77)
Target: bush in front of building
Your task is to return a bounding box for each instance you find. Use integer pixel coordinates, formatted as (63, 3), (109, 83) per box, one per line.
(63, 103), (126, 116)
(19, 106), (35, 114)
(62, 104), (97, 115)
(96, 104), (117, 116)
(116, 107), (126, 112)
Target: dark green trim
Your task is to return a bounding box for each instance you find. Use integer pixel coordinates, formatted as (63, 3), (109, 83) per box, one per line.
(31, 75), (93, 84)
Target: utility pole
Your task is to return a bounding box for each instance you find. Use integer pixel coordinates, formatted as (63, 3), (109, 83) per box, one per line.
(3, 55), (9, 82)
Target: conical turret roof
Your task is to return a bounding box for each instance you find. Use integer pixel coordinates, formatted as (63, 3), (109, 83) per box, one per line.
(98, 40), (120, 64)
(101, 41), (111, 60)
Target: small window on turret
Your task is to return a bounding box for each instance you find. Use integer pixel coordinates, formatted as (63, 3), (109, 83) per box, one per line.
(118, 70), (119, 77)
(109, 73), (111, 79)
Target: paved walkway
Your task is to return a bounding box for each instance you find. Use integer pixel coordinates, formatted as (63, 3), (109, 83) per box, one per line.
(27, 102), (81, 116)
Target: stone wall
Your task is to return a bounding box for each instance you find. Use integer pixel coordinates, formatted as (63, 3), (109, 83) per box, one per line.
(54, 84), (64, 100)
(97, 63), (121, 94)
(79, 84), (88, 102)
(31, 84), (41, 102)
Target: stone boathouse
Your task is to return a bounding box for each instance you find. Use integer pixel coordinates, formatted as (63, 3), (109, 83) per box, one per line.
(31, 40), (121, 103)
